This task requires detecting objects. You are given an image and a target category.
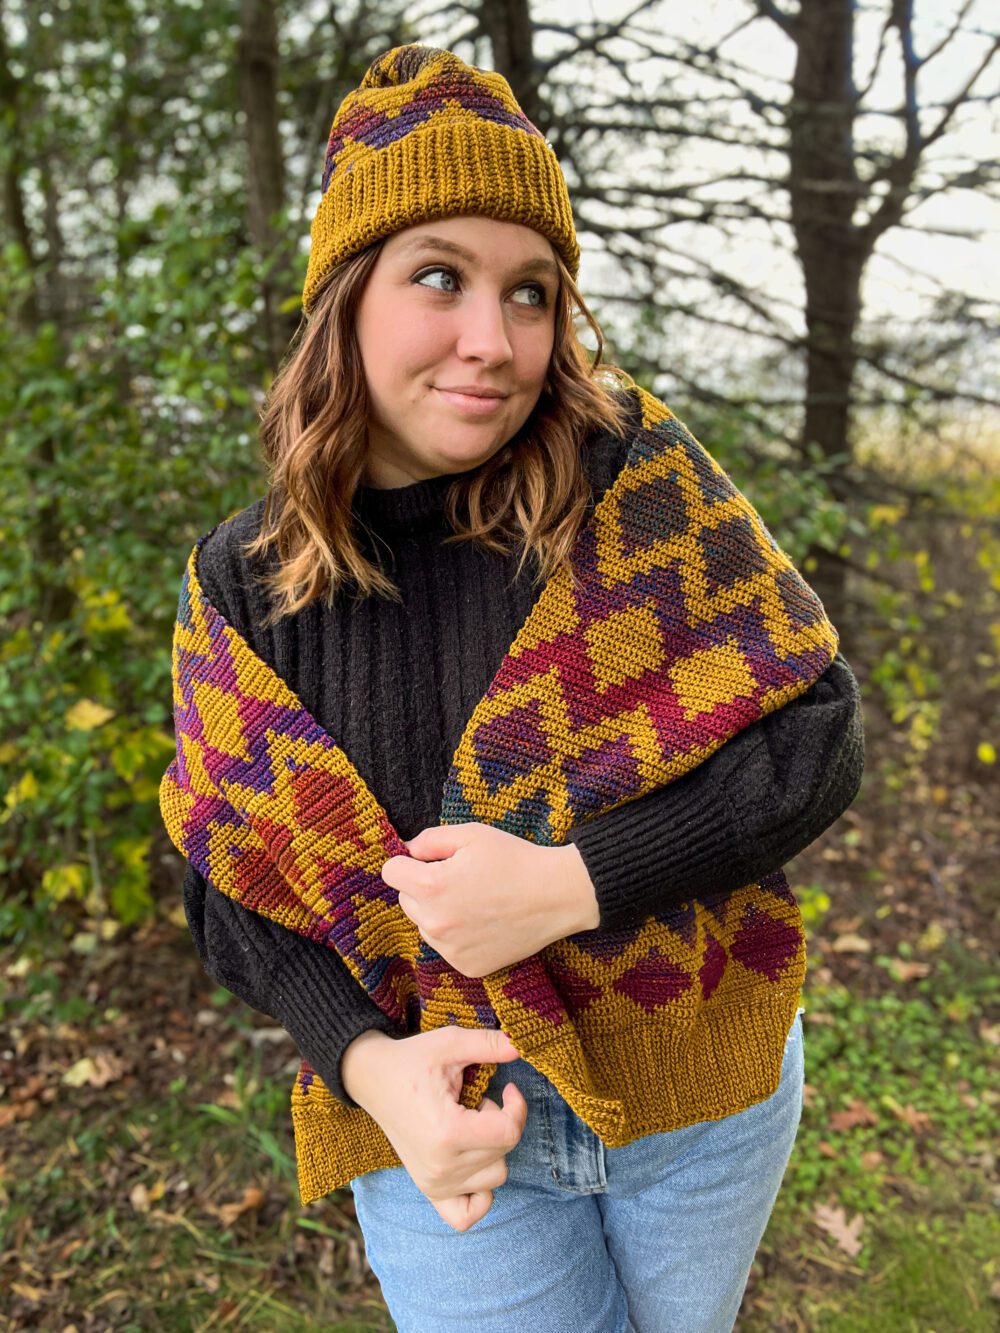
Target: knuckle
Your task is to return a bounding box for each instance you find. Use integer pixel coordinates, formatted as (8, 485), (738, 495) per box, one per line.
(418, 868), (441, 895)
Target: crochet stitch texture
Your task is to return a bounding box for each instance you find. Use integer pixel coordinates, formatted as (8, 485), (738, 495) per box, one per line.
(160, 383), (839, 1204)
(302, 44), (580, 314)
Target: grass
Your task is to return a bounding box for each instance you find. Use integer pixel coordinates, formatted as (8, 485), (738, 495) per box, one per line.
(749, 1202), (997, 1331)
(2, 903), (996, 1329)
(739, 947), (999, 1330)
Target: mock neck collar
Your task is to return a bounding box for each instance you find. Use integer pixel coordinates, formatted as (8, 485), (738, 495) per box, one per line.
(351, 459), (488, 536)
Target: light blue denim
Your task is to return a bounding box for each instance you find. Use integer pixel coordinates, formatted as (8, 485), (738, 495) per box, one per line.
(350, 1008), (804, 1333)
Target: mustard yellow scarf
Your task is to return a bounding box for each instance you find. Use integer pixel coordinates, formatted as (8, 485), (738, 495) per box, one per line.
(160, 384), (838, 1203)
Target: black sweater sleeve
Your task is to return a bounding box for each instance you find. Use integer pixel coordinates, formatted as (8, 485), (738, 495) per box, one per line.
(568, 650), (865, 931)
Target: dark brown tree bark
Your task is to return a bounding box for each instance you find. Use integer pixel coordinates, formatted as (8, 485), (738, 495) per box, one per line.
(238, 0), (299, 370)
(762, 0), (999, 624)
(784, 0), (865, 620)
(478, 0), (547, 132)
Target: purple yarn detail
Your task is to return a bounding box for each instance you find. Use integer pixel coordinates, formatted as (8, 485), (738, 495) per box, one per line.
(321, 79), (543, 193)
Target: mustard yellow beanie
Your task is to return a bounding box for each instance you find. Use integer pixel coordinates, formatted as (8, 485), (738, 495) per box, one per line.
(301, 44), (580, 314)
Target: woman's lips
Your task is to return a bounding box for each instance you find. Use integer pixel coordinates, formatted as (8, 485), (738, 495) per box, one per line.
(434, 387), (507, 415)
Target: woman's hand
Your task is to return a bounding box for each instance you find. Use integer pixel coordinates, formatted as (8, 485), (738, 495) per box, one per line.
(380, 824), (599, 977)
(344, 1025), (528, 1233)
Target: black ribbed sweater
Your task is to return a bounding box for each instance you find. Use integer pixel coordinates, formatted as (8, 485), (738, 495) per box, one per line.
(180, 422), (864, 1107)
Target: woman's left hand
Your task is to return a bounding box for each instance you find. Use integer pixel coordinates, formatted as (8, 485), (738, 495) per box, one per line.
(380, 823), (599, 978)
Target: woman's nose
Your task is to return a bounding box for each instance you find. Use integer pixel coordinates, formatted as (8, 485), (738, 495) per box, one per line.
(454, 294), (513, 365)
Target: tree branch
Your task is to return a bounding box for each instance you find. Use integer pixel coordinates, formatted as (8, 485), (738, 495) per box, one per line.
(915, 0), (976, 69)
(753, 0), (798, 40)
(856, 3), (998, 253)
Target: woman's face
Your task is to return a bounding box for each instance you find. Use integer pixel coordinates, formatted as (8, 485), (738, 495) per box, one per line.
(355, 215), (559, 488)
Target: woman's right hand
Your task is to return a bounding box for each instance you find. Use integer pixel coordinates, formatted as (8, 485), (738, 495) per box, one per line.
(342, 1025), (528, 1233)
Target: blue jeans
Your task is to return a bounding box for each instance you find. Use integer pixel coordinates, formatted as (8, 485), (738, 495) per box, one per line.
(350, 1008), (804, 1333)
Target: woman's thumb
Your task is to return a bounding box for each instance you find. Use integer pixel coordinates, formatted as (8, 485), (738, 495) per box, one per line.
(445, 1026), (519, 1064)
(489, 1029), (520, 1060)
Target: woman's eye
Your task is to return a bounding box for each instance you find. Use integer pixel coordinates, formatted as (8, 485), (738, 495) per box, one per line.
(513, 284), (547, 308)
(412, 267), (548, 308)
(414, 266), (459, 293)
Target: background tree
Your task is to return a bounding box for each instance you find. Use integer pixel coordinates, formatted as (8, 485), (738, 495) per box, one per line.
(420, 0), (999, 626)
(0, 0), (413, 915)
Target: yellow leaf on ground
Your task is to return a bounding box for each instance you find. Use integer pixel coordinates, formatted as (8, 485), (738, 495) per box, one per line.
(62, 1050), (128, 1088)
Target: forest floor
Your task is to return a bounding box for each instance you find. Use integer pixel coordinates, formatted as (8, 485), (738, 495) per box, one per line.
(2, 701), (997, 1332)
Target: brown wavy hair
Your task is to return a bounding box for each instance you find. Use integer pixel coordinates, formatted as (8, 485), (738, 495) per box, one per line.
(242, 236), (636, 626)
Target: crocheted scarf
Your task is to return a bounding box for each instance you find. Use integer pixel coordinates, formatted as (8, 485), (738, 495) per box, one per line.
(160, 384), (839, 1204)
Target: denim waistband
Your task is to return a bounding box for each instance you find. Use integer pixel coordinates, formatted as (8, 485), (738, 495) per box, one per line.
(482, 1007), (805, 1194)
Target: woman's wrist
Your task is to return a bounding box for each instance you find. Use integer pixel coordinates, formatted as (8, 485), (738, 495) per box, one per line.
(552, 843), (601, 933)
(341, 1028), (396, 1106)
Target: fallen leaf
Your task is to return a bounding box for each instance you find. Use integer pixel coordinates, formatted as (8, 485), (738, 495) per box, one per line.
(887, 959), (931, 981)
(813, 1200), (865, 1258)
(828, 1099), (880, 1132)
(245, 1026), (294, 1046)
(130, 1183), (150, 1213)
(861, 1151), (884, 1169)
(884, 1099), (932, 1131)
(916, 922), (947, 952)
(13, 1073), (47, 1100)
(65, 698), (115, 730)
(211, 1185), (266, 1227)
(830, 933), (871, 954)
(830, 915), (863, 933)
(62, 1051), (128, 1088)
(10, 1282), (46, 1302)
(0, 1100), (39, 1127)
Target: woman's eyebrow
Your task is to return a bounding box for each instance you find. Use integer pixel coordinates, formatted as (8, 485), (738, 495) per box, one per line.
(400, 235), (558, 280)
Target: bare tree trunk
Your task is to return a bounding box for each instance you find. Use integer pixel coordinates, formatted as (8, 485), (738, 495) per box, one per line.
(238, 0), (298, 370)
(786, 0), (863, 625)
(478, 0), (548, 133)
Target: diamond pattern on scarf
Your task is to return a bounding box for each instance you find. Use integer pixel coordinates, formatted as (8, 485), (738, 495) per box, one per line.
(160, 381), (838, 1203)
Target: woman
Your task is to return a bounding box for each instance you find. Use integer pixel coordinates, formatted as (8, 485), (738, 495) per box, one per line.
(171, 43), (863, 1333)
